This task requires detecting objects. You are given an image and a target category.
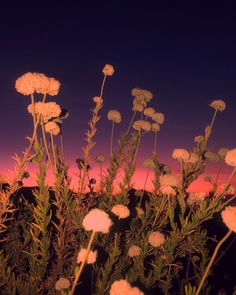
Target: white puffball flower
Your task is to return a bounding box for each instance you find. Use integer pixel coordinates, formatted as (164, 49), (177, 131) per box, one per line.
(152, 112), (165, 124)
(77, 248), (97, 264)
(225, 149), (236, 167)
(103, 64), (114, 76)
(144, 107), (155, 117)
(55, 277), (70, 291)
(107, 110), (122, 123)
(127, 245), (141, 257)
(148, 231), (165, 247)
(210, 99), (226, 112)
(172, 148), (190, 162)
(159, 174), (178, 187)
(111, 204), (130, 219)
(45, 121), (60, 136)
(82, 208), (113, 233)
(221, 206), (236, 233)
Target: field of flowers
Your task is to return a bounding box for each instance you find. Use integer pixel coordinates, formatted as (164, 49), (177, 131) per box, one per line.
(0, 65), (236, 295)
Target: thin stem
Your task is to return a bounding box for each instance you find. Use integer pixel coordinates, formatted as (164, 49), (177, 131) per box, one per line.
(196, 230), (232, 295)
(126, 111), (137, 134)
(100, 75), (107, 98)
(30, 94), (36, 128)
(42, 91), (47, 103)
(210, 109), (218, 129)
(40, 117), (52, 165)
(154, 131), (158, 156)
(71, 231), (96, 295)
(138, 168), (150, 206)
(110, 120), (115, 157)
(60, 132), (64, 160)
(50, 133), (57, 173)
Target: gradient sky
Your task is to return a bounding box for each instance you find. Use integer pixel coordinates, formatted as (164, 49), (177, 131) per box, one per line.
(0, 2), (236, 191)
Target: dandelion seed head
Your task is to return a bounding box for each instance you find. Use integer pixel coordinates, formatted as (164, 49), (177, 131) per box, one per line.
(107, 110), (122, 123)
(152, 112), (165, 124)
(151, 123), (160, 132)
(172, 148), (190, 162)
(144, 107), (155, 117)
(45, 121), (60, 136)
(159, 174), (178, 187)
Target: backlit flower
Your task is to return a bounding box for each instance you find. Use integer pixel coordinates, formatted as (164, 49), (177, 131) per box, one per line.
(210, 99), (226, 112)
(93, 96), (103, 104)
(103, 64), (114, 76)
(47, 77), (61, 96)
(28, 101), (61, 123)
(143, 158), (156, 169)
(225, 149), (236, 167)
(144, 107), (155, 117)
(159, 186), (176, 196)
(55, 277), (70, 290)
(82, 208), (113, 233)
(172, 148), (190, 162)
(128, 245), (141, 257)
(77, 248), (97, 264)
(152, 112), (165, 124)
(110, 279), (144, 295)
(159, 174), (178, 187)
(45, 121), (60, 135)
(148, 231), (165, 247)
(152, 123), (160, 132)
(187, 192), (207, 206)
(107, 110), (122, 123)
(15, 72), (37, 95)
(132, 103), (144, 112)
(221, 206), (236, 233)
(111, 204), (130, 219)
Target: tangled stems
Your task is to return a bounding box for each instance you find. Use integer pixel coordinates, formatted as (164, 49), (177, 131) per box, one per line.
(70, 231), (96, 295)
(195, 230), (232, 295)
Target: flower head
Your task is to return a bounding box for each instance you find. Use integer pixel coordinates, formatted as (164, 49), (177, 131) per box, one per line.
(144, 107), (155, 117)
(47, 77), (61, 96)
(77, 248), (97, 264)
(143, 158), (156, 169)
(95, 154), (105, 163)
(225, 149), (236, 167)
(127, 245), (141, 257)
(152, 112), (165, 124)
(159, 185), (176, 196)
(172, 148), (190, 162)
(132, 103), (144, 112)
(111, 204), (130, 219)
(82, 208), (113, 233)
(131, 87), (153, 102)
(132, 120), (151, 132)
(148, 231), (165, 247)
(28, 101), (61, 123)
(45, 121), (60, 136)
(210, 99), (226, 112)
(93, 96), (103, 104)
(152, 123), (160, 132)
(110, 279), (144, 295)
(221, 206), (236, 233)
(103, 64), (114, 76)
(107, 110), (122, 123)
(15, 72), (38, 95)
(159, 174), (178, 187)
(55, 277), (70, 291)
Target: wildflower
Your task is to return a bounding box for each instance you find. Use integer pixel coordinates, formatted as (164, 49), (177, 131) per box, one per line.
(225, 149), (236, 167)
(47, 77), (61, 96)
(210, 99), (226, 112)
(15, 72), (38, 95)
(152, 123), (160, 132)
(128, 245), (141, 257)
(143, 158), (156, 169)
(148, 231), (165, 247)
(152, 112), (165, 124)
(159, 186), (176, 196)
(28, 101), (61, 123)
(140, 120), (151, 132)
(194, 135), (204, 143)
(93, 96), (103, 104)
(131, 87), (143, 97)
(82, 208), (113, 233)
(45, 121), (60, 136)
(111, 204), (130, 219)
(159, 174), (178, 187)
(110, 279), (144, 295)
(135, 207), (144, 217)
(221, 206), (236, 233)
(55, 277), (70, 291)
(142, 89), (153, 102)
(95, 154), (105, 163)
(132, 103), (144, 112)
(144, 107), (155, 117)
(172, 148), (190, 162)
(205, 151), (220, 163)
(77, 248), (97, 264)
(107, 110), (122, 123)
(103, 64), (114, 76)
(133, 120), (143, 131)
(221, 183), (235, 194)
(131, 87), (153, 102)
(186, 152), (198, 164)
(218, 148), (229, 159)
(187, 192), (207, 206)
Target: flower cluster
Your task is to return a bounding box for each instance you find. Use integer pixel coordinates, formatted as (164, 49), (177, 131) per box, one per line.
(82, 209), (113, 233)
(110, 279), (144, 295)
(107, 110), (122, 123)
(111, 204), (130, 219)
(133, 120), (151, 132)
(148, 231), (165, 247)
(55, 277), (70, 290)
(28, 101), (61, 123)
(16, 72), (60, 96)
(172, 148), (190, 162)
(127, 245), (141, 257)
(210, 99), (226, 112)
(225, 148), (236, 167)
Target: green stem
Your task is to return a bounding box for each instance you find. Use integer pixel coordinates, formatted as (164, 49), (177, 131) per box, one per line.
(110, 120), (115, 157)
(71, 231), (96, 295)
(40, 117), (51, 165)
(196, 230), (231, 295)
(126, 111), (137, 134)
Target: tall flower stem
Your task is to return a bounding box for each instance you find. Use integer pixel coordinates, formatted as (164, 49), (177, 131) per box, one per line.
(100, 75), (107, 98)
(138, 168), (150, 206)
(154, 131), (158, 155)
(60, 132), (64, 160)
(71, 231), (96, 295)
(110, 120), (115, 157)
(126, 111), (137, 134)
(40, 117), (52, 166)
(50, 133), (57, 173)
(196, 230), (232, 295)
(210, 109), (218, 129)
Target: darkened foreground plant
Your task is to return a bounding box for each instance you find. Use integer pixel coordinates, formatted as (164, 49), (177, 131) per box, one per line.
(0, 67), (236, 295)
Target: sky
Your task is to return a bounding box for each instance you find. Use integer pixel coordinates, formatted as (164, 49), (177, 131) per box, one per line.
(0, 1), (236, 191)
